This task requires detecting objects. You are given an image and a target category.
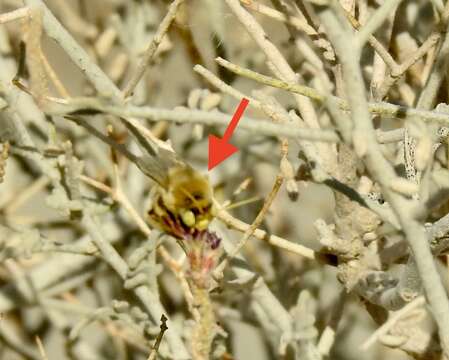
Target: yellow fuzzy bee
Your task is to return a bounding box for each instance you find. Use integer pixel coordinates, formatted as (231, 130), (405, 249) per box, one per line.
(145, 160), (215, 239)
(119, 119), (214, 238)
(66, 113), (215, 239)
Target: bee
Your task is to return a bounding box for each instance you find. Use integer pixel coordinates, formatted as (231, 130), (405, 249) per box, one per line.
(118, 118), (215, 238)
(146, 161), (215, 239)
(65, 113), (215, 238)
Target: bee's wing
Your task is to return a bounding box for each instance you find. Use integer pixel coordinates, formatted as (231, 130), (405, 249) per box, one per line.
(117, 117), (185, 187)
(118, 117), (158, 157)
(133, 147), (181, 187)
(65, 114), (184, 188)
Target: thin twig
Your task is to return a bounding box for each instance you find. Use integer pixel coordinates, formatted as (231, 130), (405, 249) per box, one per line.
(343, 9), (397, 70)
(215, 57), (449, 125)
(23, 0), (122, 98)
(35, 336), (49, 360)
(147, 315), (168, 360)
(122, 0), (185, 98)
(224, 0), (320, 130)
(356, 0), (403, 47)
(240, 0), (316, 35)
(215, 200), (317, 260)
(48, 98), (340, 142)
(214, 174), (284, 277)
(361, 296), (426, 350)
(0, 7), (30, 24)
(193, 65), (262, 108)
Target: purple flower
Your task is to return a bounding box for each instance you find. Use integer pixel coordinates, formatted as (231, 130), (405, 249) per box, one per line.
(204, 231), (221, 250)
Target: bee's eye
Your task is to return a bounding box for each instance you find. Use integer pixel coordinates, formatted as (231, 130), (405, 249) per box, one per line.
(192, 193), (203, 200)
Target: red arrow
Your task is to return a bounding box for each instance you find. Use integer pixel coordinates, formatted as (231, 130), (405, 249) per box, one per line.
(208, 98), (249, 170)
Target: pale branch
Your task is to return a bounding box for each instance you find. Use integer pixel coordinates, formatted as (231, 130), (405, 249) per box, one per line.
(193, 64), (263, 109)
(23, 0), (122, 99)
(0, 7), (30, 24)
(215, 202), (317, 260)
(416, 2), (449, 110)
(215, 57), (449, 126)
(46, 98), (340, 142)
(355, 0), (403, 47)
(122, 0), (185, 98)
(318, 4), (449, 357)
(361, 296), (426, 350)
(224, 0), (320, 130)
(240, 0), (316, 36)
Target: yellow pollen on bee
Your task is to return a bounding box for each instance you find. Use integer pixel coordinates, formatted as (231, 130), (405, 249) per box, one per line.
(196, 218), (209, 231)
(180, 209), (196, 227)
